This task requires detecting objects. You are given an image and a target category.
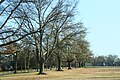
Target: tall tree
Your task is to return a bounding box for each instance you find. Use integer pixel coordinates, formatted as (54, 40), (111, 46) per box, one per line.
(1, 0), (88, 74)
(9, 0), (79, 74)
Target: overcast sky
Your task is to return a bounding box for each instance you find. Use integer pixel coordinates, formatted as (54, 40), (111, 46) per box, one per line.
(77, 0), (120, 56)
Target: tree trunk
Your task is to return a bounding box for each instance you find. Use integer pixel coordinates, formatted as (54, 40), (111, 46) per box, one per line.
(81, 62), (85, 67)
(39, 57), (45, 74)
(27, 61), (30, 72)
(14, 53), (17, 74)
(57, 57), (62, 71)
(25, 55), (27, 72)
(35, 44), (39, 72)
(74, 61), (77, 68)
(68, 61), (71, 69)
(39, 63), (44, 74)
(20, 61), (22, 72)
(38, 26), (45, 74)
(27, 52), (30, 72)
(78, 62), (81, 68)
(36, 60), (39, 72)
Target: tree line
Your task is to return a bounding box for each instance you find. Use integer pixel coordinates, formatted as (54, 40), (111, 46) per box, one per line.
(92, 55), (120, 66)
(0, 0), (92, 74)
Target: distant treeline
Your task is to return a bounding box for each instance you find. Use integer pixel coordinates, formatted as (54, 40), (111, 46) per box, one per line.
(91, 55), (120, 66)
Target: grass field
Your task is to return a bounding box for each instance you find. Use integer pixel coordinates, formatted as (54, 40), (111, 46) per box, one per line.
(0, 67), (120, 80)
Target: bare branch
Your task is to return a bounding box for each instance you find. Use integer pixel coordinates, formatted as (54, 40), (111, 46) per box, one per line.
(0, 3), (11, 16)
(0, 30), (39, 47)
(0, 0), (23, 29)
(0, 0), (5, 5)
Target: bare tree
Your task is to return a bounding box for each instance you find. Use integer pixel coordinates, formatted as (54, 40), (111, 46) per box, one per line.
(1, 0), (81, 74)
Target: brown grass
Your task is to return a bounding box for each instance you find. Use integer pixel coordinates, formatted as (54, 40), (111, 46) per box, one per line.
(0, 67), (120, 80)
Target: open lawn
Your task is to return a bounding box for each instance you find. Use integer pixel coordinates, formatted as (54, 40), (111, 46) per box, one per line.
(0, 67), (120, 80)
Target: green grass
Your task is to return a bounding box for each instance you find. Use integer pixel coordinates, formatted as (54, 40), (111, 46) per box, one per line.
(0, 67), (120, 80)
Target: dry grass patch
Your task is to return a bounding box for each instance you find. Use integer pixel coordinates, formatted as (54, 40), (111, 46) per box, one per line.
(0, 67), (120, 80)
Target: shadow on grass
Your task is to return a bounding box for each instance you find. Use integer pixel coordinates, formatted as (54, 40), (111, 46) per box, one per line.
(56, 69), (64, 71)
(0, 71), (29, 76)
(38, 72), (47, 75)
